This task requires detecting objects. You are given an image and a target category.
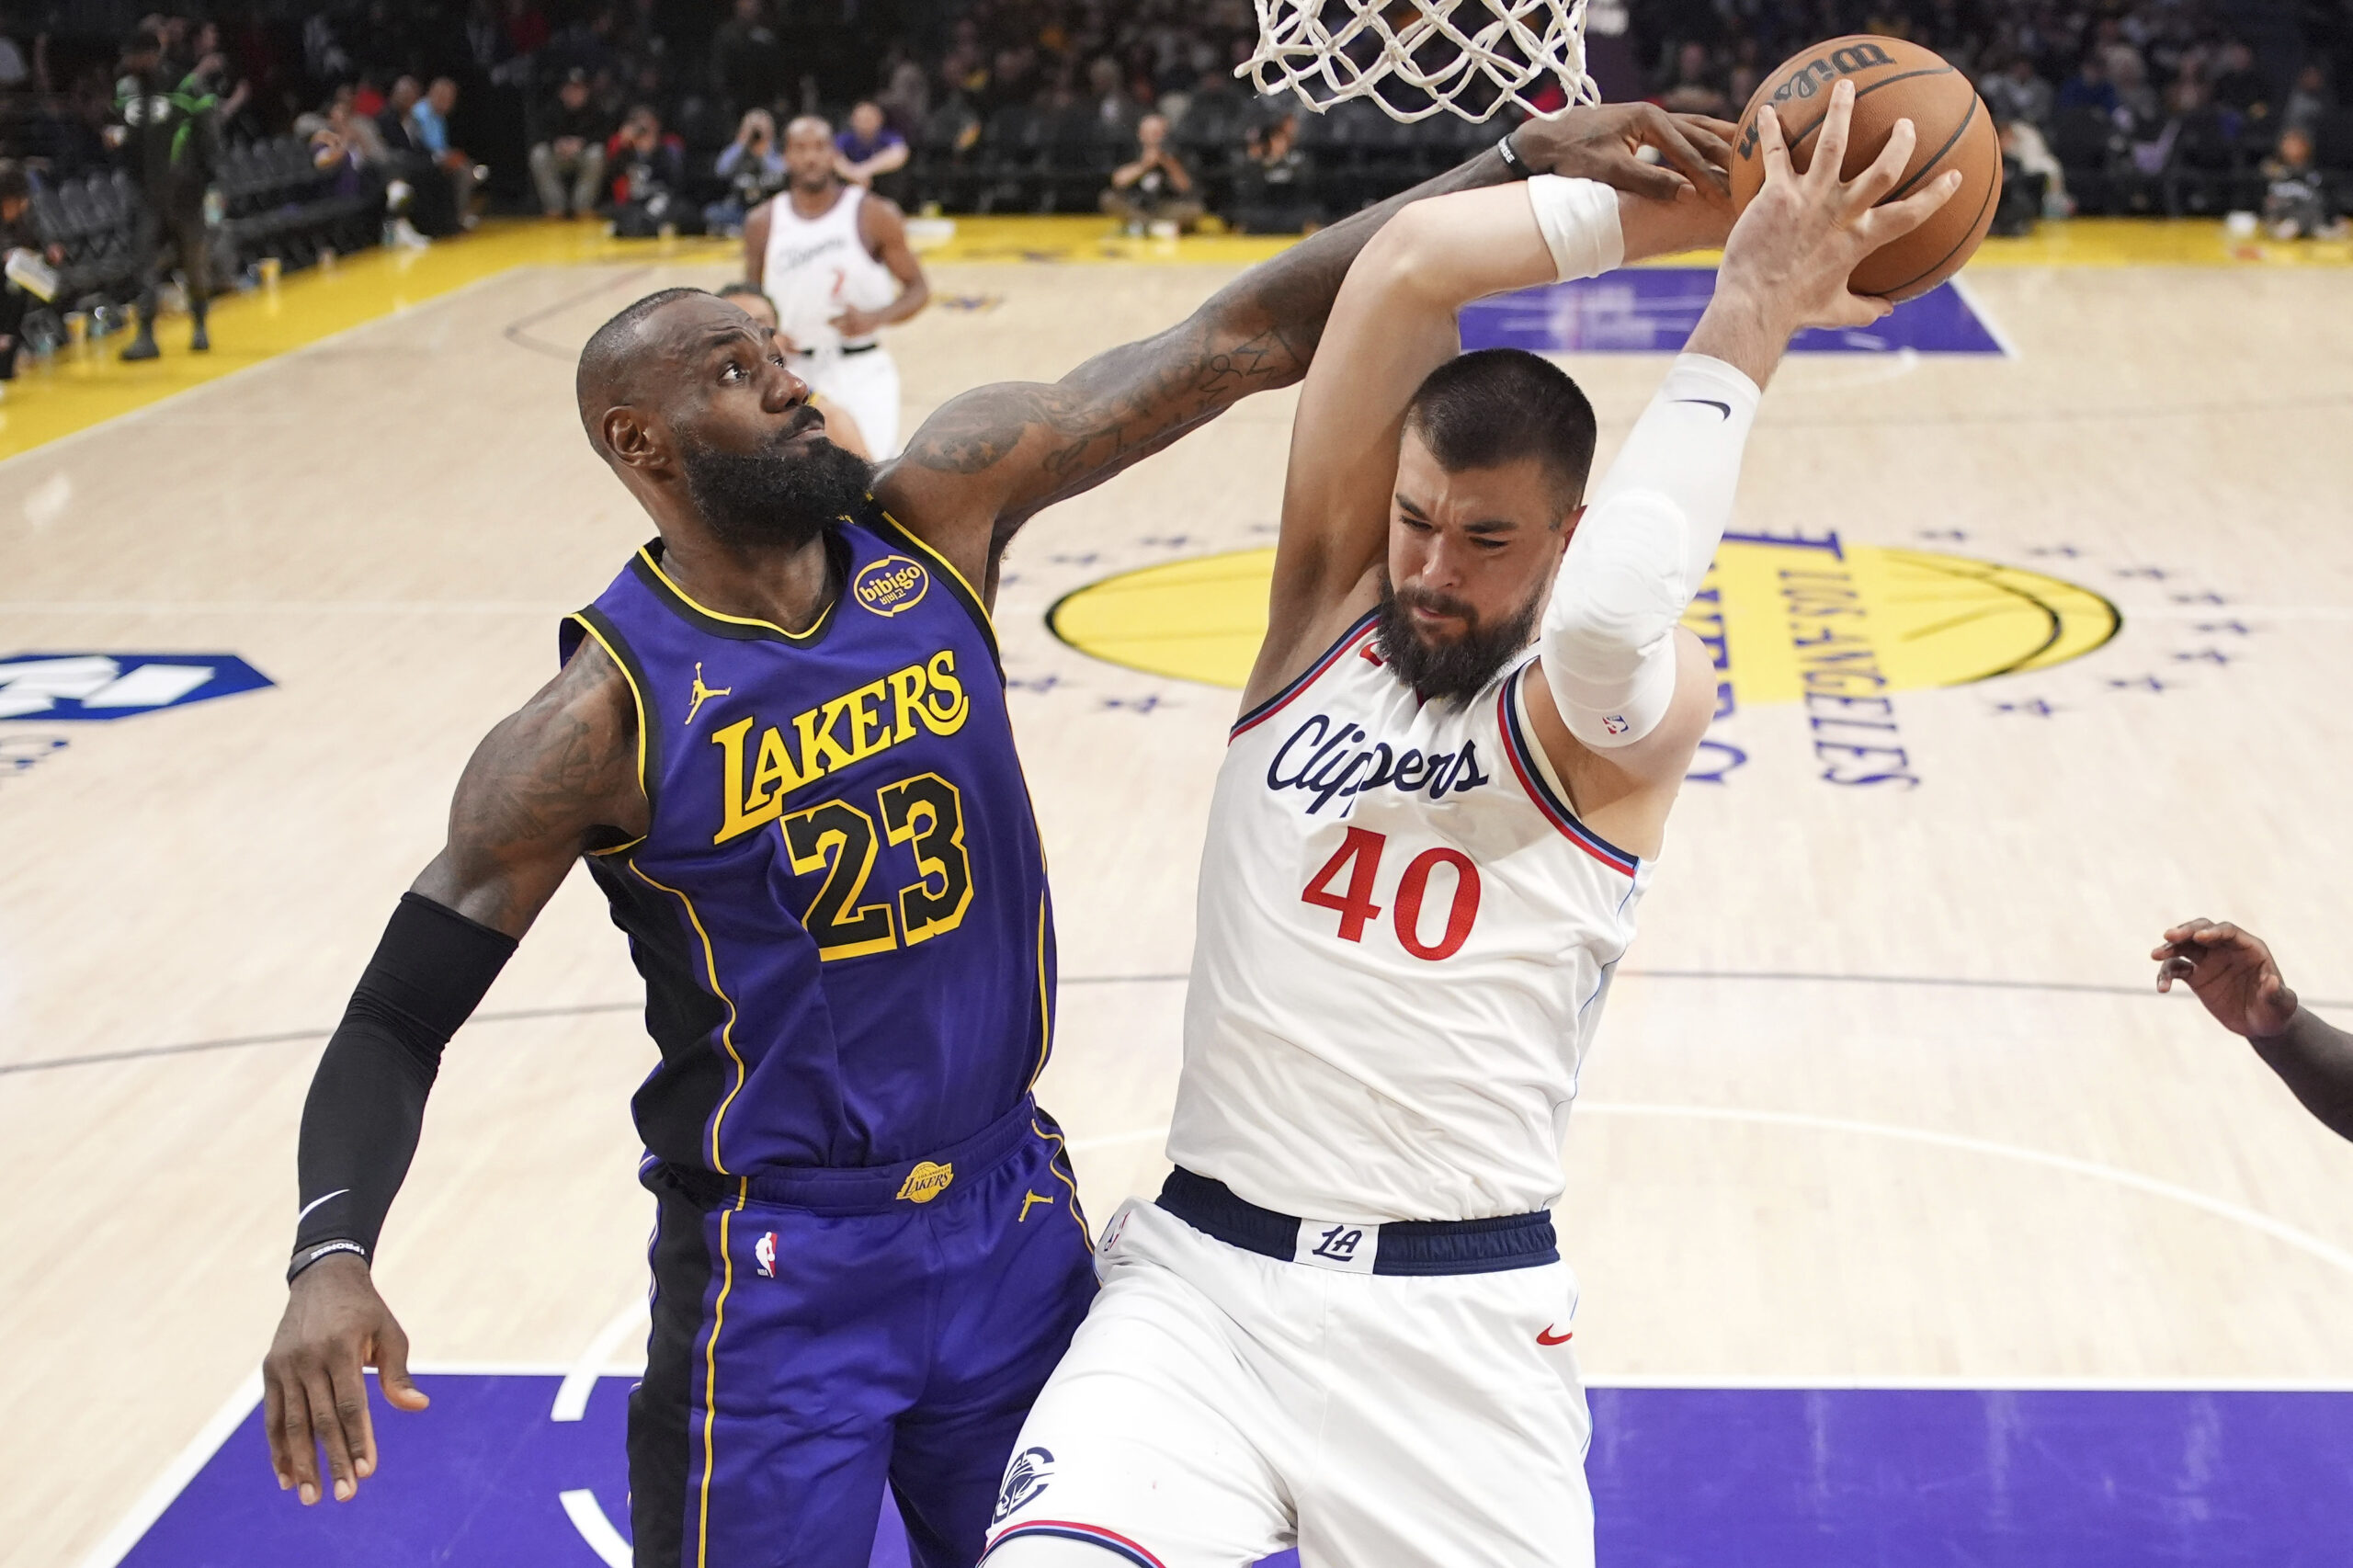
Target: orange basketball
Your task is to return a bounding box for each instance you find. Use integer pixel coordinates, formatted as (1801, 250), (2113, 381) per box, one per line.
(1729, 35), (2002, 301)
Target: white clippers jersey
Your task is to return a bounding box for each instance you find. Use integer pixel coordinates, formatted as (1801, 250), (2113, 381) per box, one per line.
(759, 185), (898, 354)
(1166, 611), (1654, 1222)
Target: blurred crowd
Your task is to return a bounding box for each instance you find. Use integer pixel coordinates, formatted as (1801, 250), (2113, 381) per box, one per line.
(0, 0), (2341, 330)
(1637, 0), (2349, 233)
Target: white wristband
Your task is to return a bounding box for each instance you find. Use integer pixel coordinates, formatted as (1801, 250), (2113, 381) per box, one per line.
(1525, 176), (1624, 282)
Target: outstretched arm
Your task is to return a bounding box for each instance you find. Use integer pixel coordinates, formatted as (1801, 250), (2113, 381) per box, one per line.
(261, 642), (645, 1509)
(1245, 165), (1735, 704)
(2156, 918), (2353, 1142)
(872, 104), (1735, 605)
(1529, 83), (1961, 798)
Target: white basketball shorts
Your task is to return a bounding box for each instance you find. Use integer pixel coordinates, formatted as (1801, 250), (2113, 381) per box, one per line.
(981, 1197), (1594, 1567)
(799, 344), (903, 459)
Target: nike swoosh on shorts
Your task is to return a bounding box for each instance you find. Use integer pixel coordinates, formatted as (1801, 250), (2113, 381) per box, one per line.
(1674, 398), (1733, 418)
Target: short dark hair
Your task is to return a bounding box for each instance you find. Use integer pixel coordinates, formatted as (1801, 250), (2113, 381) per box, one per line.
(576, 287), (710, 447)
(124, 28), (163, 57)
(0, 161), (28, 206)
(1401, 348), (1597, 513)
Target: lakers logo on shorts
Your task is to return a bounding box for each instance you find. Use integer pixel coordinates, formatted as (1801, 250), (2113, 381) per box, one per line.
(895, 1160), (953, 1203)
(853, 555), (930, 618)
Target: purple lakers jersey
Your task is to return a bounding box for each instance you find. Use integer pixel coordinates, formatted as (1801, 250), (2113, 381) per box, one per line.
(560, 508), (1054, 1175)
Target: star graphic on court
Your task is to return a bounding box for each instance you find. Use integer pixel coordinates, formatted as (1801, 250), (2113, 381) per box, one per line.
(2171, 648), (2232, 665)
(1049, 552), (1102, 566)
(1139, 534), (1196, 551)
(2170, 591), (2228, 606)
(1006, 674), (1063, 695)
(2192, 620), (2254, 636)
(2027, 544), (2082, 558)
(1103, 694), (1165, 713)
(2107, 676), (2171, 693)
(1992, 699), (2060, 717)
(1915, 528), (1969, 541)
(2114, 566), (2173, 580)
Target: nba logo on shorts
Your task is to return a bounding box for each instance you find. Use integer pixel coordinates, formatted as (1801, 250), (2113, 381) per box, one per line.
(1602, 712), (1631, 736)
(755, 1232), (779, 1278)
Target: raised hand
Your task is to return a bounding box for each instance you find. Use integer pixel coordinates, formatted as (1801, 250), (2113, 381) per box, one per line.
(1516, 103), (1738, 203)
(2154, 918), (2302, 1040)
(1718, 76), (1960, 334)
(261, 1254), (428, 1506)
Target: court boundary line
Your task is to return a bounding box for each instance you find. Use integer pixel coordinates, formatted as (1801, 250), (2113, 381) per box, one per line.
(9, 969), (2340, 1079)
(74, 1370), (261, 1568)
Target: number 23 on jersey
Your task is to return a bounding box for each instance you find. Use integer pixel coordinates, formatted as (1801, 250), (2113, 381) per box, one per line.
(1302, 826), (1482, 961)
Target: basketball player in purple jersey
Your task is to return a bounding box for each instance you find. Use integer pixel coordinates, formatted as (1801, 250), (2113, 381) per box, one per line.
(257, 104), (1734, 1568)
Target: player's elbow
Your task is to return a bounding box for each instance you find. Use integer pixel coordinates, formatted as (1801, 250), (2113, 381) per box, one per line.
(1353, 204), (1458, 304)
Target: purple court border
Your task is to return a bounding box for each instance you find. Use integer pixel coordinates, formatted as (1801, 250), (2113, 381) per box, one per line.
(1459, 267), (2011, 357)
(79, 1370), (2353, 1567)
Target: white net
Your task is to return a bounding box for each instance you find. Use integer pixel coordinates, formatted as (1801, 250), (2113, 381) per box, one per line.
(1239, 0), (1596, 123)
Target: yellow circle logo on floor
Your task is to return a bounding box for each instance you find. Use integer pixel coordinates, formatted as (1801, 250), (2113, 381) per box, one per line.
(1048, 535), (2119, 701)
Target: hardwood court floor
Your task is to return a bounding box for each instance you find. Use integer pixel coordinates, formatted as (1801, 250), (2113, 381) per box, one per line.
(2, 225), (2350, 1567)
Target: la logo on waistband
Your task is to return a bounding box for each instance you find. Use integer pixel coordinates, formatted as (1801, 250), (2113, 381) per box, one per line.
(896, 1160), (954, 1203)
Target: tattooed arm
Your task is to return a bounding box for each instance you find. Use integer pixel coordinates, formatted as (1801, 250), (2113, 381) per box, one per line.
(874, 105), (1737, 605)
(409, 636), (649, 932)
(261, 641), (643, 1511)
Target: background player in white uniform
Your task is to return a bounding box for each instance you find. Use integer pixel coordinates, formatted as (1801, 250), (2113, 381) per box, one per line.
(986, 83), (1963, 1566)
(744, 115), (929, 457)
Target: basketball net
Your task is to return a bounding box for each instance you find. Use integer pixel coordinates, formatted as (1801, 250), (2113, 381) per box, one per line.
(1238, 0), (1596, 123)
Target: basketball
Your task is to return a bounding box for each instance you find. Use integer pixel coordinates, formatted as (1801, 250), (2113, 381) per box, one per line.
(1729, 36), (2003, 301)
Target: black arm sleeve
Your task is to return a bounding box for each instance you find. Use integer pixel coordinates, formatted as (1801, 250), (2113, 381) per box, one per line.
(289, 892), (517, 1279)
(2252, 1008), (2353, 1145)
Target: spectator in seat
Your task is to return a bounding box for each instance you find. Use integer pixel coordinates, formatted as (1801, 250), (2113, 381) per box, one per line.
(377, 75), (460, 236)
(1984, 56), (2054, 134)
(2284, 63), (2334, 141)
(835, 101), (908, 190)
(1660, 40), (1728, 118)
(309, 93), (386, 201)
(1087, 54), (1141, 137)
(1998, 115), (2070, 217)
(1102, 113), (1200, 235)
(706, 108), (784, 235)
(0, 160), (63, 382)
(1233, 111), (1313, 233)
(408, 76), (481, 231)
(2108, 47), (2159, 131)
(2057, 51), (2120, 119)
(2211, 40), (2270, 124)
(607, 103), (690, 237)
(529, 67), (610, 219)
(2262, 127), (2345, 240)
(709, 0), (784, 122)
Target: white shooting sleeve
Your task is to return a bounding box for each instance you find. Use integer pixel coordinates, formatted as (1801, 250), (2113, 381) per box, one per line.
(1539, 353), (1760, 749)
(1525, 175), (1624, 281)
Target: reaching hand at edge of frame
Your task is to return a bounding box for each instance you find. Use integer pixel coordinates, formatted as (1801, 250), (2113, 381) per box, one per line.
(2154, 917), (2302, 1040)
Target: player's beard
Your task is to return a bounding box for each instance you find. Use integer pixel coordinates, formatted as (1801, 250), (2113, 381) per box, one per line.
(1373, 573), (1546, 704)
(678, 416), (874, 554)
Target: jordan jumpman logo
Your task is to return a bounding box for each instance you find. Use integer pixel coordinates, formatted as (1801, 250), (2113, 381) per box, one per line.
(685, 662), (732, 725)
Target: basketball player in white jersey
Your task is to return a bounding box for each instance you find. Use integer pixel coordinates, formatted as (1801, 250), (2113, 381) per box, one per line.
(984, 83), (1961, 1565)
(744, 114), (929, 457)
